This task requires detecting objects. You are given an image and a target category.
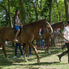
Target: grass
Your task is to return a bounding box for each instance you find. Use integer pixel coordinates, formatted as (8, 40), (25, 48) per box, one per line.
(0, 44), (69, 69)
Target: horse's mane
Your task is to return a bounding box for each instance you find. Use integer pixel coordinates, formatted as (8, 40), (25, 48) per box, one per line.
(24, 19), (43, 26)
(51, 22), (63, 27)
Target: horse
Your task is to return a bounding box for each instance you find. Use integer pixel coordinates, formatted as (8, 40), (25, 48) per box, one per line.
(34, 21), (65, 54)
(0, 18), (53, 63)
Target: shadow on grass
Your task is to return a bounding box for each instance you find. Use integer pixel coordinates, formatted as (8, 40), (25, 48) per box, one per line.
(29, 61), (68, 66)
(0, 45), (67, 66)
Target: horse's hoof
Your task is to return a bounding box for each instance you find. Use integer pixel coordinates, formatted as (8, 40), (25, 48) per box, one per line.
(48, 51), (51, 54)
(37, 59), (40, 63)
(6, 57), (11, 62)
(25, 59), (28, 62)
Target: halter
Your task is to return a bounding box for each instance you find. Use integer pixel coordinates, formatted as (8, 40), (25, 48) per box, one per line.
(46, 21), (53, 33)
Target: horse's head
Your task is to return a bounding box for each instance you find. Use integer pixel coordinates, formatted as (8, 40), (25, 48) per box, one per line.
(43, 18), (53, 33)
(60, 21), (65, 30)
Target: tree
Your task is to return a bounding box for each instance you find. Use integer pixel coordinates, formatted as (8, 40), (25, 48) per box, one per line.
(49, 0), (54, 24)
(64, 0), (69, 22)
(8, 0), (13, 27)
(19, 0), (27, 24)
(30, 0), (38, 20)
(52, 0), (65, 23)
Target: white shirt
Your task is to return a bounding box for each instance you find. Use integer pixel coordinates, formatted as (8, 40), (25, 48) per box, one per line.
(62, 26), (69, 43)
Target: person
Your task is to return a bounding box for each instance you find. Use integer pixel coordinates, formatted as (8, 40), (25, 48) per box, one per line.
(14, 9), (23, 42)
(13, 43), (23, 58)
(38, 28), (43, 49)
(41, 29), (47, 48)
(58, 21), (69, 62)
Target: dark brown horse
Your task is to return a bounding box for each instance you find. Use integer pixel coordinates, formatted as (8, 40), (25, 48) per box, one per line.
(0, 18), (53, 63)
(34, 21), (65, 53)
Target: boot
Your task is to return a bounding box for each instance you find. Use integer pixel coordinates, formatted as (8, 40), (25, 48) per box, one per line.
(58, 55), (61, 61)
(58, 51), (68, 61)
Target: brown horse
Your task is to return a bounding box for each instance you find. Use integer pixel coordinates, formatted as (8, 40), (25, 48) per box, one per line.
(34, 21), (65, 53)
(0, 18), (53, 63)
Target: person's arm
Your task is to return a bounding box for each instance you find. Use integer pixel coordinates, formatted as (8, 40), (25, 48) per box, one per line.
(62, 33), (69, 43)
(20, 22), (23, 26)
(15, 19), (20, 26)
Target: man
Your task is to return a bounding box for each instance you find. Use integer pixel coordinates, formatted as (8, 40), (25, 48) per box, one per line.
(58, 21), (69, 61)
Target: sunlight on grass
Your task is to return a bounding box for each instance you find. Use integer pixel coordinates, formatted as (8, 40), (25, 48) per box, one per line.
(0, 46), (69, 69)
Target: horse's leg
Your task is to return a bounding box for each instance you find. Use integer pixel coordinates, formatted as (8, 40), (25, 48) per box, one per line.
(26, 41), (40, 63)
(24, 44), (29, 62)
(1, 40), (7, 58)
(46, 39), (51, 54)
(1, 39), (10, 61)
(22, 43), (26, 55)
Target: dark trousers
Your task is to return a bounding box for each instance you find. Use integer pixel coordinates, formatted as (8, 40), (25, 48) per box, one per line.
(39, 40), (43, 46)
(15, 43), (23, 56)
(59, 43), (69, 57)
(27, 47), (32, 56)
(65, 43), (69, 53)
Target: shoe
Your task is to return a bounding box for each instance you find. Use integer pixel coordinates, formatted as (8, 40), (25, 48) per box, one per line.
(14, 38), (18, 42)
(45, 46), (47, 48)
(39, 47), (41, 49)
(20, 55), (23, 58)
(29, 55), (31, 57)
(58, 55), (61, 62)
(13, 56), (17, 58)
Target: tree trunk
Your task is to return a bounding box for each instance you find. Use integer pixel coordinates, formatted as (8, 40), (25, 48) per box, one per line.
(19, 0), (27, 24)
(56, 1), (61, 22)
(0, 4), (12, 27)
(49, 0), (54, 25)
(8, 0), (13, 27)
(64, 0), (69, 22)
(30, 0), (38, 20)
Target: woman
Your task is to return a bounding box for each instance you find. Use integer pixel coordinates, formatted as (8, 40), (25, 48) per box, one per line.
(38, 28), (43, 49)
(14, 9), (23, 42)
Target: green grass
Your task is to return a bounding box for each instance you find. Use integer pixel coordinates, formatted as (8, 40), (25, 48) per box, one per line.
(0, 45), (69, 69)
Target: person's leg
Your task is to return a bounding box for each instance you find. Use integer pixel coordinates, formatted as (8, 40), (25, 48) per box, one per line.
(58, 43), (69, 61)
(15, 43), (17, 56)
(41, 40), (43, 49)
(41, 40), (43, 46)
(58, 50), (68, 61)
(15, 29), (20, 38)
(29, 46), (32, 57)
(18, 43), (23, 57)
(39, 40), (41, 49)
(62, 43), (67, 50)
(13, 43), (17, 58)
(14, 26), (20, 42)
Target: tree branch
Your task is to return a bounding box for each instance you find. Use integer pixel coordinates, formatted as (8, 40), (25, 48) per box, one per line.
(0, 4), (8, 14)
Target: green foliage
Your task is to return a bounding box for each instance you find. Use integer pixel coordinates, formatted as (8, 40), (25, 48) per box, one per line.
(52, 0), (65, 24)
(0, 0), (66, 27)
